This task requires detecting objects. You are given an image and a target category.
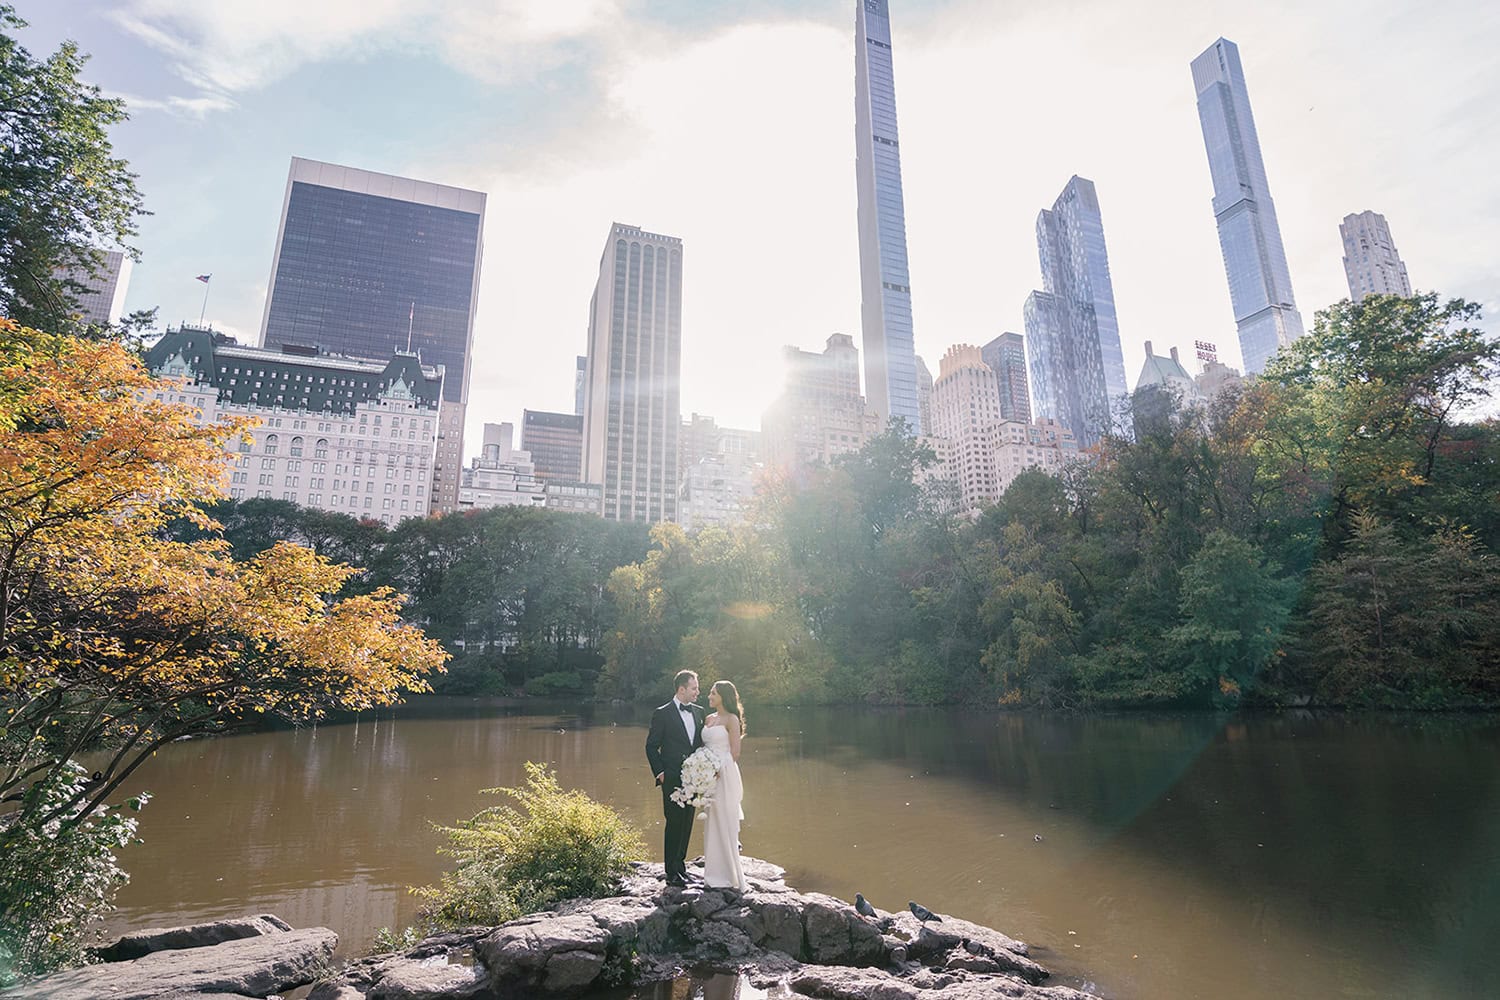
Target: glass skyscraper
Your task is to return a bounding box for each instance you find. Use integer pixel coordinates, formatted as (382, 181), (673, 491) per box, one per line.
(982, 331), (1032, 424)
(1023, 176), (1127, 450)
(1192, 38), (1304, 375)
(580, 223), (682, 523)
(855, 0), (922, 434)
(260, 157), (486, 512)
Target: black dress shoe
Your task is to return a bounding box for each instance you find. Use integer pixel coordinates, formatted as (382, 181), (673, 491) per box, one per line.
(666, 875), (687, 888)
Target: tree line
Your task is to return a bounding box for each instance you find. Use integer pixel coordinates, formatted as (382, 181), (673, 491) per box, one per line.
(203, 294), (1500, 710)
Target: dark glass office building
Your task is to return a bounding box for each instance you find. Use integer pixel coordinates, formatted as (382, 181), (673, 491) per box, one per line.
(260, 158), (486, 511)
(521, 409), (584, 482)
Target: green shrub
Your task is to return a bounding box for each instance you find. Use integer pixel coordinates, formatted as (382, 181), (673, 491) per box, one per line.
(0, 762), (148, 986)
(522, 670), (585, 698)
(412, 763), (646, 929)
(369, 925), (421, 954)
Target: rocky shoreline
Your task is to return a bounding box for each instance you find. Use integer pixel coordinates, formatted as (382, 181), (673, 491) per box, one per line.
(4, 858), (1101, 1000)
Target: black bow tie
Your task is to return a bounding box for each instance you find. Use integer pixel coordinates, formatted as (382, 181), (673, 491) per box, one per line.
(678, 704), (693, 714)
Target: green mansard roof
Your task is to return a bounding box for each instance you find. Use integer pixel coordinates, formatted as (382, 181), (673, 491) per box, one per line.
(146, 325), (443, 414)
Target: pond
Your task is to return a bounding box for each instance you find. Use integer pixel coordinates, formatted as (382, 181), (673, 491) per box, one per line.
(103, 700), (1500, 998)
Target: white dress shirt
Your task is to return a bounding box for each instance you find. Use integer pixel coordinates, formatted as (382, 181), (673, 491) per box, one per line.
(673, 698), (696, 743)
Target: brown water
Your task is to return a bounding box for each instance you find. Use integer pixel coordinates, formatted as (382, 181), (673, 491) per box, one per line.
(101, 700), (1500, 998)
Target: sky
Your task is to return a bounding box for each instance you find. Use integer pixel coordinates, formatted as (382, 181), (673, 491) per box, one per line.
(19, 0), (1500, 455)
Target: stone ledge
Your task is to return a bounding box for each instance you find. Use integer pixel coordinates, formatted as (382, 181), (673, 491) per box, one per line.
(315, 858), (1098, 1000)
(3, 925), (337, 1000)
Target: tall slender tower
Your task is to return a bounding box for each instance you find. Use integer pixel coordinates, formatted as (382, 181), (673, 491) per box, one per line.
(1023, 177), (1126, 449)
(855, 0), (922, 434)
(580, 223), (682, 523)
(1192, 38), (1303, 375)
(260, 157), (485, 513)
(1340, 211), (1412, 302)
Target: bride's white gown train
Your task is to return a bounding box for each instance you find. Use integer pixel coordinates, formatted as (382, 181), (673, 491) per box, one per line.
(701, 724), (746, 890)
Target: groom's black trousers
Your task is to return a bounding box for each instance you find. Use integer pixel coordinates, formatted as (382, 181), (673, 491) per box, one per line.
(662, 780), (693, 880)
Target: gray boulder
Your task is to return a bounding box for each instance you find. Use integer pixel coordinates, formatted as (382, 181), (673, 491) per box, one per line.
(366, 955), (486, 1000)
(475, 912), (611, 993)
(5, 926), (336, 1000)
(882, 912), (1046, 984)
(802, 893), (886, 966)
(307, 986), (371, 1000)
(96, 913), (294, 962)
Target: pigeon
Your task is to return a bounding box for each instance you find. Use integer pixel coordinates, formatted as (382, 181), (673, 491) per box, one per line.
(963, 938), (993, 957)
(909, 900), (943, 924)
(855, 893), (879, 920)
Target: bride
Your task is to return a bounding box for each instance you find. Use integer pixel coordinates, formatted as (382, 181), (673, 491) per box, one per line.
(702, 680), (747, 891)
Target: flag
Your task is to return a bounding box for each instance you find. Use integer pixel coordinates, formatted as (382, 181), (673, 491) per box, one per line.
(195, 274), (211, 283)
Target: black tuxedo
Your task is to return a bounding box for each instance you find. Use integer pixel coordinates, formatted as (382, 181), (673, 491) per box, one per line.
(645, 699), (706, 881)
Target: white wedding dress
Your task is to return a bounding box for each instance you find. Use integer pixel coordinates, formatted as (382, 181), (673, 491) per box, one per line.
(701, 723), (746, 890)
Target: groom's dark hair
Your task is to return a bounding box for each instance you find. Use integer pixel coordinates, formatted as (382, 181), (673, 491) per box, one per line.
(673, 669), (698, 692)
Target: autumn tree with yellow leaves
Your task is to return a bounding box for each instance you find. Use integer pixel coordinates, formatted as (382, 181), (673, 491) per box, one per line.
(0, 319), (447, 978)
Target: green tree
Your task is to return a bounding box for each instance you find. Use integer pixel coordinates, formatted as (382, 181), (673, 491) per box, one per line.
(0, 8), (145, 334)
(1167, 531), (1296, 702)
(1261, 294), (1499, 536)
(1305, 511), (1500, 705)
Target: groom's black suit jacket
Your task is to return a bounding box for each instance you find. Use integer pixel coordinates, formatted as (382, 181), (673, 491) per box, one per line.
(646, 700), (705, 790)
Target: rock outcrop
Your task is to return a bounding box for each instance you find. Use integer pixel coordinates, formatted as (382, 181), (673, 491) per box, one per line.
(3, 925), (337, 1000)
(315, 858), (1100, 1000)
(93, 913), (295, 962)
(5, 859), (1100, 1000)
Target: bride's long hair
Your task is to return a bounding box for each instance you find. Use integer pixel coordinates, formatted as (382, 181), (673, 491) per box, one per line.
(712, 680), (746, 736)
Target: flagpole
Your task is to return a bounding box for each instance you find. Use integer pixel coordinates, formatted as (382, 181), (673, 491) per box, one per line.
(406, 301), (415, 352)
(199, 276), (211, 323)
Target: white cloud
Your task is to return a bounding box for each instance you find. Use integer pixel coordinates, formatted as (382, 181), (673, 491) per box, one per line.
(109, 0), (627, 102)
(109, 90), (237, 118)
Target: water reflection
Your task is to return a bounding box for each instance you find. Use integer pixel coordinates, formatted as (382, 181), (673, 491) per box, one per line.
(101, 701), (1500, 999)
(626, 971), (777, 1000)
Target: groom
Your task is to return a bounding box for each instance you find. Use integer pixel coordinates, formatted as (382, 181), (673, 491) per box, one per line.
(645, 670), (705, 887)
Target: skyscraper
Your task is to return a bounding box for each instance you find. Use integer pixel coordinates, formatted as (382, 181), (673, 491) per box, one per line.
(260, 157), (485, 513)
(521, 409), (583, 482)
(761, 334), (876, 473)
(62, 250), (132, 329)
(982, 332), (1032, 423)
(580, 223), (682, 523)
(1192, 38), (1304, 375)
(931, 345), (1004, 511)
(855, 0), (922, 434)
(915, 356), (934, 439)
(1340, 211), (1412, 302)
(1023, 177), (1127, 449)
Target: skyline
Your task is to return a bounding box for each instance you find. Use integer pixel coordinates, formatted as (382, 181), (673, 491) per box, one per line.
(15, 0), (1500, 447)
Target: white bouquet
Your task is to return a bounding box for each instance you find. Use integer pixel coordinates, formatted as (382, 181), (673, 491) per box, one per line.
(670, 747), (721, 811)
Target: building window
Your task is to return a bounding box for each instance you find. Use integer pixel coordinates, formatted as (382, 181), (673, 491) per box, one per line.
(264, 433), (279, 455)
